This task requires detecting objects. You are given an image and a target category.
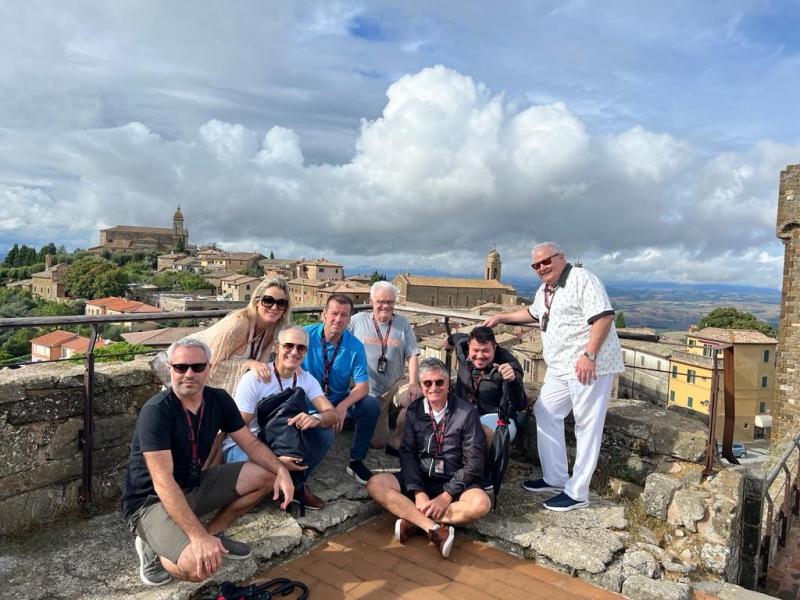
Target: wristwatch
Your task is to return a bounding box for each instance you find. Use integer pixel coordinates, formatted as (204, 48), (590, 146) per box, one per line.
(310, 413), (323, 423)
(583, 351), (597, 361)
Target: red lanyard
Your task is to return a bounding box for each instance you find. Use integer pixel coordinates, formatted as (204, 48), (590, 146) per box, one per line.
(180, 401), (205, 467)
(321, 330), (343, 392)
(428, 404), (448, 456)
(470, 372), (485, 404)
(273, 364), (297, 391)
(372, 316), (393, 359)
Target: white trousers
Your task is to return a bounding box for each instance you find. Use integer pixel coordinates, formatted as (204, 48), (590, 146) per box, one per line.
(534, 373), (614, 501)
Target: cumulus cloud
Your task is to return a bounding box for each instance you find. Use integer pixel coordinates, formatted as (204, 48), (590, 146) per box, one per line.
(0, 64), (794, 288)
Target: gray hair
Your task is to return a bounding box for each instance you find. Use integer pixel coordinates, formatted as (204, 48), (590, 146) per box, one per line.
(370, 280), (398, 300)
(419, 357), (449, 380)
(167, 336), (212, 363)
(532, 242), (564, 257)
(277, 325), (309, 345)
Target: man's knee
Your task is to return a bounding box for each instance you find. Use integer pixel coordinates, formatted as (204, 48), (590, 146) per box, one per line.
(361, 395), (381, 420)
(237, 462), (274, 497)
(366, 473), (396, 497)
(462, 489), (492, 519)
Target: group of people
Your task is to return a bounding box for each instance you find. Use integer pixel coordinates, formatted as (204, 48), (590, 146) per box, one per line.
(121, 241), (623, 586)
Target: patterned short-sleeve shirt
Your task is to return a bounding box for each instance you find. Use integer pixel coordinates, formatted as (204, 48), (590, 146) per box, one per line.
(528, 264), (624, 379)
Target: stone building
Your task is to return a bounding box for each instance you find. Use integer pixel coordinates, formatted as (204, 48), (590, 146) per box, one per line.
(773, 162), (800, 443)
(197, 249), (264, 272)
(30, 329), (108, 362)
(262, 257), (344, 281)
(90, 207), (188, 254)
(619, 332), (672, 406)
(288, 278), (371, 308)
(31, 255), (68, 301)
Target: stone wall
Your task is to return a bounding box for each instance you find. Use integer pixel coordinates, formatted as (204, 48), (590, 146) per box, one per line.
(0, 357), (160, 535)
(773, 162), (800, 443)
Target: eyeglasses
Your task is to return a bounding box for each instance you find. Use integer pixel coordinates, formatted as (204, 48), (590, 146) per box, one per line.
(421, 378), (447, 389)
(259, 295), (289, 310)
(281, 342), (308, 354)
(531, 253), (562, 271)
(170, 363), (208, 374)
(374, 300), (396, 306)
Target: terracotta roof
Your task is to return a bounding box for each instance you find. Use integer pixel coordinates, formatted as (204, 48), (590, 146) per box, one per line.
(620, 339), (672, 358)
(222, 252), (263, 261)
(323, 281), (371, 293)
(393, 274), (516, 291)
(86, 296), (162, 313)
(101, 225), (176, 235)
(301, 258), (343, 267)
(121, 327), (204, 346)
(691, 327), (777, 345)
(220, 275), (259, 284)
(31, 330), (79, 347)
(288, 278), (327, 288)
(61, 337), (109, 353)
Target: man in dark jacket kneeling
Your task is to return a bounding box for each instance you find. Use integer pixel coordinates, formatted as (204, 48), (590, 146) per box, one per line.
(366, 357), (491, 558)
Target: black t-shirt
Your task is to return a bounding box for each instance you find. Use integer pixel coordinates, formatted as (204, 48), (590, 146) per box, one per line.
(121, 386), (245, 520)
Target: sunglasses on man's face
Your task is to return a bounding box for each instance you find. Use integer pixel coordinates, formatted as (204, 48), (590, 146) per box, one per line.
(281, 342), (308, 354)
(259, 295), (289, 310)
(421, 379), (446, 389)
(171, 363), (208, 374)
(531, 253), (562, 271)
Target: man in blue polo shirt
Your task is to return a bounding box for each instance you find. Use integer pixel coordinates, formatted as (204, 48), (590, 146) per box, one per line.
(304, 294), (381, 484)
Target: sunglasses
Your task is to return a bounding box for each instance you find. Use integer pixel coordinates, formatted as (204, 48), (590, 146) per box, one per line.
(259, 295), (289, 310)
(171, 363), (208, 374)
(531, 253), (562, 271)
(421, 379), (447, 389)
(281, 342), (308, 354)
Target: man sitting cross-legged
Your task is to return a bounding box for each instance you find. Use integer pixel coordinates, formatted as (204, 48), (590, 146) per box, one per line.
(366, 358), (491, 558)
(121, 337), (296, 586)
(223, 325), (338, 510)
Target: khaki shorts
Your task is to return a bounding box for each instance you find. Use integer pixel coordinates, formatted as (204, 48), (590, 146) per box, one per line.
(132, 462), (244, 563)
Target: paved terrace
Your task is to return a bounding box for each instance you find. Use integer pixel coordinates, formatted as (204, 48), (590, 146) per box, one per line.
(2, 430), (769, 600)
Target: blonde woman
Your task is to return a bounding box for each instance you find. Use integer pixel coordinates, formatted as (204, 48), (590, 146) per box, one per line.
(200, 276), (292, 392)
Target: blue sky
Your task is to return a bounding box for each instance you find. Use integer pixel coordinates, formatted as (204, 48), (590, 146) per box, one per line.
(1, 0), (798, 287)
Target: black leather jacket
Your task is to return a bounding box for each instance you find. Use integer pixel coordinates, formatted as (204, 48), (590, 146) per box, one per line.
(399, 393), (485, 498)
(450, 332), (527, 416)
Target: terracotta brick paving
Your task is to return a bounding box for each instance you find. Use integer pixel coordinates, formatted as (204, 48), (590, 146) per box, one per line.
(260, 513), (622, 599)
(765, 521), (800, 600)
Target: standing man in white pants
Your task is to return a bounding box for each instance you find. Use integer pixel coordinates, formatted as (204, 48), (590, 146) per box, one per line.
(484, 242), (623, 511)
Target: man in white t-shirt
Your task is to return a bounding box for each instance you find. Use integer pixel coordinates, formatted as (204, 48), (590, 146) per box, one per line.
(484, 242), (623, 511)
(223, 325), (338, 510)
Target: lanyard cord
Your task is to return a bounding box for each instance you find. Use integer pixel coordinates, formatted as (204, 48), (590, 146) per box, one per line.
(372, 316), (393, 360)
(321, 330), (343, 392)
(273, 364), (298, 391)
(178, 399), (205, 466)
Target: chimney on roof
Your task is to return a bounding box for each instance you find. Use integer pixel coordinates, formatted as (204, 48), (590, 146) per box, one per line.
(45, 254), (54, 269)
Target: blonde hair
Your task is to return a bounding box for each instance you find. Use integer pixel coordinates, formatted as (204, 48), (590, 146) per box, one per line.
(238, 276), (292, 329)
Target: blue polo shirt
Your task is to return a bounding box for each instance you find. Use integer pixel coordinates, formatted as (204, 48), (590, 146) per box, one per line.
(303, 323), (369, 405)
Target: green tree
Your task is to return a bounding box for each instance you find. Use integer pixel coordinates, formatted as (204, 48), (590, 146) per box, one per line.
(4, 243), (19, 267)
(151, 270), (210, 291)
(697, 307), (776, 336)
(269, 251), (275, 260)
(615, 311), (627, 328)
(37, 242), (58, 261)
(73, 341), (154, 363)
(33, 299), (85, 317)
(369, 270), (387, 284)
(64, 256), (129, 299)
(2, 328), (34, 357)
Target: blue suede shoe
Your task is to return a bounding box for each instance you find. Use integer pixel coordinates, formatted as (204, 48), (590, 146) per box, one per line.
(521, 479), (563, 494)
(543, 492), (589, 512)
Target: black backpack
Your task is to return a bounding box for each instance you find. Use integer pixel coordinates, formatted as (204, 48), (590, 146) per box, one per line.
(256, 387), (311, 463)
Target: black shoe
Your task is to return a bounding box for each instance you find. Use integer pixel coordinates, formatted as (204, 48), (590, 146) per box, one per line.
(384, 444), (400, 458)
(481, 476), (494, 491)
(135, 536), (172, 587)
(346, 460), (374, 485)
(214, 532), (252, 560)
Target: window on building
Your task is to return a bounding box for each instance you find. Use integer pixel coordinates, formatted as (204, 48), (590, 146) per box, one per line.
(670, 390), (675, 403)
(672, 365), (678, 379)
(687, 396), (693, 407)
(687, 369), (696, 384)
(524, 359), (530, 373)
(245, 295), (250, 302)
(754, 426), (765, 439)
(759, 401), (767, 414)
(657, 360), (661, 371)
(430, 296), (436, 305)
(702, 345), (712, 357)
(640, 355), (645, 366)
(688, 339), (696, 346)
(763, 350), (770, 362)
(448, 296), (453, 307)
(319, 267), (325, 272)
(744, 422), (749, 429)
(761, 376), (768, 388)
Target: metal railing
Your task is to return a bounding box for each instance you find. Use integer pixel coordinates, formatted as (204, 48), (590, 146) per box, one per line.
(0, 302), (733, 515)
(758, 431), (800, 587)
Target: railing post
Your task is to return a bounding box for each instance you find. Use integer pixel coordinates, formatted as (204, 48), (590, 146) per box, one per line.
(721, 345), (738, 464)
(704, 353), (720, 476)
(444, 317), (452, 374)
(78, 324), (98, 514)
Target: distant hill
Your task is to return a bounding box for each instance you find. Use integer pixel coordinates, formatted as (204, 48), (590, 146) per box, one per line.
(351, 266), (781, 332)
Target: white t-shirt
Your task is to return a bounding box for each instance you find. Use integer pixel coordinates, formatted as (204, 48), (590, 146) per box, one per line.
(528, 265), (624, 379)
(222, 364), (324, 451)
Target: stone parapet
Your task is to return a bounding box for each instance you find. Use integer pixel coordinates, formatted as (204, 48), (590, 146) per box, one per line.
(0, 357), (161, 535)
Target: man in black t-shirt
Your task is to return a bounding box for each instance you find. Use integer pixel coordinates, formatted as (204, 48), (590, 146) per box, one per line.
(121, 337), (297, 587)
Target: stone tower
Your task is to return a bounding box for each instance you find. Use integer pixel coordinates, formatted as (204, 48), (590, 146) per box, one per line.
(773, 163), (800, 443)
(173, 206), (185, 235)
(485, 246), (502, 281)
